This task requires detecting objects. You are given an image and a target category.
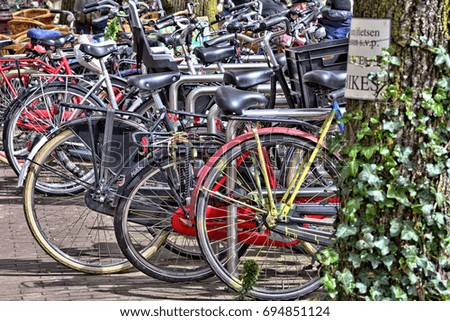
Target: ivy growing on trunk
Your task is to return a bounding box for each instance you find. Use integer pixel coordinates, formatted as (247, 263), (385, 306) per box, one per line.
(319, 0), (450, 300)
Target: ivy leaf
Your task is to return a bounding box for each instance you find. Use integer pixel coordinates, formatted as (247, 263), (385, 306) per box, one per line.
(367, 253), (381, 269)
(362, 146), (379, 160)
(384, 156), (398, 169)
(381, 255), (395, 269)
(386, 184), (411, 206)
(421, 203), (434, 215)
(355, 282), (367, 294)
(347, 159), (362, 177)
(393, 145), (413, 167)
(390, 56), (401, 66)
(434, 191), (445, 206)
(379, 146), (391, 156)
(435, 212), (445, 227)
(335, 224), (358, 239)
(355, 239), (368, 250)
(343, 198), (362, 216)
(367, 189), (386, 202)
(390, 218), (403, 237)
(382, 120), (399, 133)
(407, 270), (418, 285)
(358, 164), (383, 188)
(401, 221), (419, 242)
(363, 231), (375, 248)
(369, 288), (383, 300)
(432, 145), (447, 157)
(317, 249), (339, 266)
(336, 268), (355, 294)
(426, 163), (443, 177)
(434, 87), (447, 102)
(437, 76), (450, 90)
(416, 256), (435, 276)
(374, 236), (390, 255)
(321, 272), (337, 296)
(348, 252), (362, 268)
(364, 203), (377, 220)
(348, 144), (362, 158)
(422, 89), (433, 101)
(434, 53), (450, 66)
(391, 286), (408, 300)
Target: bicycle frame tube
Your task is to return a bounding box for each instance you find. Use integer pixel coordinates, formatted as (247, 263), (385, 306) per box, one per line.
(277, 109), (336, 221)
(0, 58), (58, 97)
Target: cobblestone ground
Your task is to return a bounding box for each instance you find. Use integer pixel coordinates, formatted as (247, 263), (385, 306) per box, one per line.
(0, 162), (322, 301)
(0, 162), (237, 301)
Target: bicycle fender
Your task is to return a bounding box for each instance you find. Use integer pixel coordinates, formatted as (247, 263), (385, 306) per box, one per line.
(111, 156), (154, 208)
(17, 135), (50, 187)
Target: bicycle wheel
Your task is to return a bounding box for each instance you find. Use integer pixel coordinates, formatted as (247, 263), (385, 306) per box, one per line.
(114, 143), (221, 282)
(0, 69), (43, 163)
(22, 116), (146, 273)
(3, 82), (105, 176)
(192, 128), (340, 300)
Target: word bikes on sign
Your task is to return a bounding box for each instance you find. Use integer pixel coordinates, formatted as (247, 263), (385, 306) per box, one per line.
(345, 18), (391, 100)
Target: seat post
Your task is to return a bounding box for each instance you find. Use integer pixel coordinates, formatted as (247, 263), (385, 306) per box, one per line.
(99, 58), (119, 110)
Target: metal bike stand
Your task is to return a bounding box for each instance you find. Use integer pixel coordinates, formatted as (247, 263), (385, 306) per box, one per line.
(225, 120), (240, 276)
(184, 83), (286, 115)
(207, 104), (221, 135)
(168, 74), (224, 111)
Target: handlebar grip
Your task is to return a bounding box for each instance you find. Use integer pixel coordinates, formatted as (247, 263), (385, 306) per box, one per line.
(229, 3), (247, 12)
(259, 16), (289, 31)
(83, 7), (98, 14)
(84, 2), (98, 9)
(155, 18), (176, 30)
(50, 9), (71, 15)
(203, 34), (234, 48)
(156, 13), (174, 24)
(92, 15), (109, 25)
(89, 0), (118, 8)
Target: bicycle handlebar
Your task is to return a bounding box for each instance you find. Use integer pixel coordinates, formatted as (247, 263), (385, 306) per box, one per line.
(155, 17), (176, 30)
(50, 9), (74, 21)
(84, 2), (99, 9)
(92, 15), (110, 24)
(83, 7), (98, 14)
(255, 16), (290, 33)
(50, 10), (75, 31)
(228, 3), (247, 12)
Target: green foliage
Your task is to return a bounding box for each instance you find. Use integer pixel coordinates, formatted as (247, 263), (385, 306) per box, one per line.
(104, 17), (120, 41)
(320, 39), (450, 300)
(238, 260), (260, 300)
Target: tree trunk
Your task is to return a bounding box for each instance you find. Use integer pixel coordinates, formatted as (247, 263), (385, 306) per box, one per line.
(325, 0), (450, 300)
(163, 0), (217, 20)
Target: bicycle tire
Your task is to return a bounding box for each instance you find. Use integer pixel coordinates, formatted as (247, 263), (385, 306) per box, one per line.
(0, 69), (45, 163)
(192, 128), (340, 300)
(114, 144), (221, 282)
(22, 116), (147, 273)
(3, 82), (105, 176)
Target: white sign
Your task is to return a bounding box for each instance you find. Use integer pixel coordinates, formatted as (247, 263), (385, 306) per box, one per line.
(345, 18), (391, 100)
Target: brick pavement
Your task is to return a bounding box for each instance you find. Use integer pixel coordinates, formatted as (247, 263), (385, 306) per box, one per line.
(0, 162), (322, 301)
(0, 162), (236, 301)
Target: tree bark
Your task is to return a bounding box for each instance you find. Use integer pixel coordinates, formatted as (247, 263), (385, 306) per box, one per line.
(331, 0), (450, 300)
